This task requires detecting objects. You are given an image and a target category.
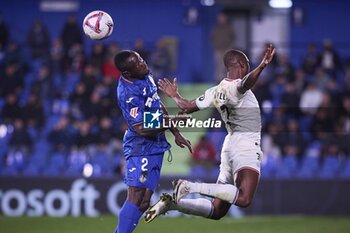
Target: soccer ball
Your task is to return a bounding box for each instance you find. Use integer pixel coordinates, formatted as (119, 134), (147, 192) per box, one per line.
(83, 10), (114, 40)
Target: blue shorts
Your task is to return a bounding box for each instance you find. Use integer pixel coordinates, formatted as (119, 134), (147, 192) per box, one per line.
(124, 153), (164, 192)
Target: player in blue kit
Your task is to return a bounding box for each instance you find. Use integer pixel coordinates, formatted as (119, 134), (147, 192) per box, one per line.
(113, 50), (192, 233)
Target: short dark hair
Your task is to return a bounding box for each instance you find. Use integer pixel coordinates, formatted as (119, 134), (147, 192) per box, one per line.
(114, 50), (133, 72)
(223, 49), (249, 69)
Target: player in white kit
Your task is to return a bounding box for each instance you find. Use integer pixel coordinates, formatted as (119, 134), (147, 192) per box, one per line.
(144, 45), (275, 222)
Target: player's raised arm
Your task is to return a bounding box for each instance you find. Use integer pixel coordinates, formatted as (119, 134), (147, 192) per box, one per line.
(158, 78), (199, 114)
(238, 44), (276, 93)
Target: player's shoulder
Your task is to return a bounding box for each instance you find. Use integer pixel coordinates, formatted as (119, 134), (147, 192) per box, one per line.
(118, 83), (144, 105)
(213, 78), (245, 101)
(119, 78), (144, 93)
(218, 78), (242, 92)
(147, 74), (156, 84)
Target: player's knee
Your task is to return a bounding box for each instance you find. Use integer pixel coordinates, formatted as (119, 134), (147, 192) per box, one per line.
(138, 199), (150, 212)
(210, 207), (227, 220)
(237, 196), (252, 208)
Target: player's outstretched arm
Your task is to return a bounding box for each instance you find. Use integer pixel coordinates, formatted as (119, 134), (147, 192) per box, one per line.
(158, 78), (199, 114)
(238, 44), (276, 93)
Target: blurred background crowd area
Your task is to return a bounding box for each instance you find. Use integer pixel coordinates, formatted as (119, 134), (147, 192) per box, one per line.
(0, 0), (349, 179)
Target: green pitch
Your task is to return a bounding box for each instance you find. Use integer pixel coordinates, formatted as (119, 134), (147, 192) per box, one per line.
(1, 216), (349, 233)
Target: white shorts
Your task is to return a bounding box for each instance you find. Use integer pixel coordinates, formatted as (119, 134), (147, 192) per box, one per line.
(217, 132), (263, 185)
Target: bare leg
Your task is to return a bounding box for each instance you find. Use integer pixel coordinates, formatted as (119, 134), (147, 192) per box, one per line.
(234, 168), (259, 208)
(210, 168), (259, 219)
(210, 198), (231, 220)
(154, 169), (260, 221)
(139, 188), (153, 212)
(127, 186), (147, 206)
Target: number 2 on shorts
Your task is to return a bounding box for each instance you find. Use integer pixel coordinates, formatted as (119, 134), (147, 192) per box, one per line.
(141, 158), (148, 171)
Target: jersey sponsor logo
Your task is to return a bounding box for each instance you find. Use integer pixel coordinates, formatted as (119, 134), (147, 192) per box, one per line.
(215, 92), (227, 101)
(126, 97), (134, 103)
(148, 75), (156, 86)
(145, 97), (153, 108)
(145, 92), (160, 107)
(130, 107), (138, 118)
(143, 110), (162, 128)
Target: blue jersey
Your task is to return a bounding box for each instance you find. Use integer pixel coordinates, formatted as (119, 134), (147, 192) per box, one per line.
(117, 74), (171, 159)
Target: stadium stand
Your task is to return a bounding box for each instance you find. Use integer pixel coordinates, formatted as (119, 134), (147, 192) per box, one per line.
(0, 12), (349, 179)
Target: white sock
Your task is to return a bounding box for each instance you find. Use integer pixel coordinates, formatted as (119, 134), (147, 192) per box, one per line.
(169, 198), (213, 218)
(188, 182), (239, 204)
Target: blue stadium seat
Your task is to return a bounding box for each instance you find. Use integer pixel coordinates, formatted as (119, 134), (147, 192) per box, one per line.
(5, 150), (27, 173)
(339, 156), (350, 179)
(299, 116), (313, 133)
(318, 156), (342, 179)
(0, 160), (3, 171)
(28, 126), (39, 140)
(50, 152), (66, 170)
(22, 164), (41, 176)
(30, 151), (48, 171)
(210, 166), (220, 178)
(43, 152), (66, 176)
(91, 153), (112, 176)
(65, 150), (88, 176)
(43, 115), (61, 134)
(0, 98), (5, 111)
(0, 166), (19, 176)
(0, 142), (8, 161)
(189, 165), (210, 178)
(30, 59), (45, 73)
(23, 72), (36, 88)
(296, 156), (319, 179)
(64, 73), (80, 94)
(19, 88), (31, 105)
(261, 155), (279, 178)
(44, 166), (62, 176)
(114, 153), (122, 167)
(275, 156), (298, 179)
(64, 166), (83, 176)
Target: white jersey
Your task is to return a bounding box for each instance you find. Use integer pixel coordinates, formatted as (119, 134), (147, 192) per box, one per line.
(195, 78), (263, 178)
(195, 78), (261, 136)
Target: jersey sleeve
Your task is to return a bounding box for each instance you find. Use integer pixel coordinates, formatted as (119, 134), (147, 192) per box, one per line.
(195, 86), (216, 110)
(121, 93), (144, 126)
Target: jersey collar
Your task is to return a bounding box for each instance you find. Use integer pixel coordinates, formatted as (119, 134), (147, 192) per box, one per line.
(121, 76), (133, 84)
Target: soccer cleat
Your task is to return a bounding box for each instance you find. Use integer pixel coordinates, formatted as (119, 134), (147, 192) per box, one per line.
(172, 179), (190, 203)
(144, 193), (173, 223)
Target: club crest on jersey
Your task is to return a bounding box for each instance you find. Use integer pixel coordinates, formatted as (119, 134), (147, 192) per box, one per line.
(139, 173), (147, 183)
(130, 107), (138, 118)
